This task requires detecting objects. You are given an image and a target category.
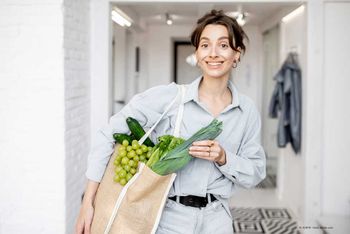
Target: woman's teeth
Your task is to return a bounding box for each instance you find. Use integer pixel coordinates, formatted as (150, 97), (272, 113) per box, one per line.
(207, 62), (223, 65)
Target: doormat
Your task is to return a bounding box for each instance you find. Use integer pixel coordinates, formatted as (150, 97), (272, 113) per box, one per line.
(230, 207), (301, 234)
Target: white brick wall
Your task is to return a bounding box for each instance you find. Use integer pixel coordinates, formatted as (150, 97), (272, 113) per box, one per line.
(0, 1), (66, 233)
(0, 0), (90, 233)
(63, 0), (90, 233)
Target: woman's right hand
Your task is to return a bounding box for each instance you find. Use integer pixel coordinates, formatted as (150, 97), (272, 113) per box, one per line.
(75, 201), (94, 234)
(75, 180), (99, 234)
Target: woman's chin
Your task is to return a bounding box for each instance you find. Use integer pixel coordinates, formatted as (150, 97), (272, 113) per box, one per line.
(203, 70), (230, 79)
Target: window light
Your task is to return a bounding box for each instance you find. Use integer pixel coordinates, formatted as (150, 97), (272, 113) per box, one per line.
(111, 7), (133, 27)
(282, 5), (305, 23)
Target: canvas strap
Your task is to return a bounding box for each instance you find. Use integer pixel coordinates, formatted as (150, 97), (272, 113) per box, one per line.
(172, 85), (186, 138)
(138, 84), (186, 145)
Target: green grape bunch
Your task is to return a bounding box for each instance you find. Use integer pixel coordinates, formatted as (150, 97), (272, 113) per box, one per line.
(113, 139), (153, 186)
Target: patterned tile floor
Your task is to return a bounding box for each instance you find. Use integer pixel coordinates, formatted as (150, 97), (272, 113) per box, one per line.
(230, 207), (301, 234)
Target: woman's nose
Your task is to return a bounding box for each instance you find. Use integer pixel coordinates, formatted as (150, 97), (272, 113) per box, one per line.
(209, 46), (219, 58)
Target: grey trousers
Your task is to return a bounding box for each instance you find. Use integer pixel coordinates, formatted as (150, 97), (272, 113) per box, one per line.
(156, 198), (233, 234)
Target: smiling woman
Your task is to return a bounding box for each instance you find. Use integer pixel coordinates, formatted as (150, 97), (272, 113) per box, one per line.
(154, 9), (265, 234)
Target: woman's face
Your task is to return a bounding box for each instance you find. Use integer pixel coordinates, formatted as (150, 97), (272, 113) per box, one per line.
(196, 24), (240, 80)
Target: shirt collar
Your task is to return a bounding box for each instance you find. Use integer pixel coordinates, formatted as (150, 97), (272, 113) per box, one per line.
(183, 76), (242, 112)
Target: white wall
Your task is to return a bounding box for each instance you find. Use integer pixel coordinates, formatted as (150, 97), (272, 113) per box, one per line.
(323, 2), (350, 217)
(0, 1), (66, 233)
(63, 0), (90, 233)
(277, 6), (306, 221)
(90, 0), (112, 145)
(112, 24), (127, 113)
(147, 24), (194, 87)
(232, 26), (263, 113)
(0, 0), (90, 233)
(114, 5), (149, 102)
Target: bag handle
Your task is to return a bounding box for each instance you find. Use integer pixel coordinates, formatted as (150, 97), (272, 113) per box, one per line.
(138, 85), (186, 145)
(173, 85), (186, 137)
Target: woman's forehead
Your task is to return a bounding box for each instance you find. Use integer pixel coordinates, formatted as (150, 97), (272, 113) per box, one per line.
(200, 24), (229, 40)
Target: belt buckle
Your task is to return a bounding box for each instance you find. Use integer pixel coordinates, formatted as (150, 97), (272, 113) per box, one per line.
(192, 195), (205, 208)
(207, 193), (212, 203)
(182, 195), (201, 208)
(172, 194), (215, 208)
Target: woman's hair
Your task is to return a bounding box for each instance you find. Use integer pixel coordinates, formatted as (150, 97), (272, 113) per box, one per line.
(190, 9), (249, 54)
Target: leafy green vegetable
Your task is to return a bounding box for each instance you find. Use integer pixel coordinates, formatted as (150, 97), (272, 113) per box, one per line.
(151, 119), (223, 175)
(146, 135), (184, 168)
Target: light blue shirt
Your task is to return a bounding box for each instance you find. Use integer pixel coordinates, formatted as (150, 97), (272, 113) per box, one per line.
(86, 76), (266, 216)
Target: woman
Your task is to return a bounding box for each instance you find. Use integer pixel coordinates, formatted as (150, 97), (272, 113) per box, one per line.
(76, 9), (266, 234)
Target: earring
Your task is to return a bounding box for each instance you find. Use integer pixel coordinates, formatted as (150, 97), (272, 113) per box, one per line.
(232, 56), (241, 68)
(232, 60), (238, 68)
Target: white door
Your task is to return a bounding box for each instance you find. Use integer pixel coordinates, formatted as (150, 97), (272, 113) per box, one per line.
(175, 42), (201, 85)
(262, 25), (280, 177)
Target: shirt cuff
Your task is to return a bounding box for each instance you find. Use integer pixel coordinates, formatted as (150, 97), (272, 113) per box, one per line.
(215, 150), (239, 182)
(86, 163), (105, 183)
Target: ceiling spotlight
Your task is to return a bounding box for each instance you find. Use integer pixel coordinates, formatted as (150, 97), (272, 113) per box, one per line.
(166, 13), (173, 25)
(226, 11), (248, 26)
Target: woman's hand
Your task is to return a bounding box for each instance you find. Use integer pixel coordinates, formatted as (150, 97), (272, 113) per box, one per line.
(75, 201), (94, 234)
(189, 140), (226, 165)
(75, 180), (99, 234)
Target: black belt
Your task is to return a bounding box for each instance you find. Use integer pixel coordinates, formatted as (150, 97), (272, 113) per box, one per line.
(169, 194), (217, 208)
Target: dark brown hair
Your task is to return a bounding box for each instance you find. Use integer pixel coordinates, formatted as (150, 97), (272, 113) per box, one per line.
(190, 9), (248, 54)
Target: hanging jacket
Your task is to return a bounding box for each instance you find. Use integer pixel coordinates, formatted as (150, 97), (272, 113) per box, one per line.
(269, 52), (302, 154)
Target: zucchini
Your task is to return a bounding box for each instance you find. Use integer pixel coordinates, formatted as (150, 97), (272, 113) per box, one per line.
(113, 133), (133, 144)
(126, 117), (155, 147)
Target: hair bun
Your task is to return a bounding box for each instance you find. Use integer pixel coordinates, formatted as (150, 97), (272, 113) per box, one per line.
(211, 9), (224, 16)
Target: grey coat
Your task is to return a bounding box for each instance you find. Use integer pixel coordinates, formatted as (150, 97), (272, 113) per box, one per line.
(269, 52), (302, 154)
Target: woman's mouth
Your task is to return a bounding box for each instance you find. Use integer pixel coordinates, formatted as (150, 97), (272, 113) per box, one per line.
(206, 61), (224, 68)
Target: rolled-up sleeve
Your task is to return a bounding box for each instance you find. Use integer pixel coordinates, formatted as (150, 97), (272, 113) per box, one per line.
(86, 83), (178, 182)
(215, 107), (266, 189)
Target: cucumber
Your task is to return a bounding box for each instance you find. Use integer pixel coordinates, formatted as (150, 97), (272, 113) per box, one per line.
(126, 117), (155, 147)
(113, 133), (133, 144)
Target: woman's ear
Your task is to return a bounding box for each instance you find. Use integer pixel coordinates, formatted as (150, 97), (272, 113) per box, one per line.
(234, 47), (242, 62)
(195, 50), (201, 67)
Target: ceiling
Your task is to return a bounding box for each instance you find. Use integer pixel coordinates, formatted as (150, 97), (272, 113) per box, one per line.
(116, 2), (301, 27)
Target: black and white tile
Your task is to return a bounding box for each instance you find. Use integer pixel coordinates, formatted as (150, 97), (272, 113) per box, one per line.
(230, 207), (301, 234)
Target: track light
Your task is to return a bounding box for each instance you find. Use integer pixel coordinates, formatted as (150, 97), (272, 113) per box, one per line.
(166, 13), (173, 25)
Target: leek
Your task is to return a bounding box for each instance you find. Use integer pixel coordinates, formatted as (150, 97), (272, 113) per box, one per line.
(151, 119), (223, 175)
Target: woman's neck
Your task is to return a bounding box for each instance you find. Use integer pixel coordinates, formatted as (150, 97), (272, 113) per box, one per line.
(199, 75), (230, 101)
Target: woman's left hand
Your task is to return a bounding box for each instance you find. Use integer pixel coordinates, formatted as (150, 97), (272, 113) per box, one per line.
(189, 140), (226, 165)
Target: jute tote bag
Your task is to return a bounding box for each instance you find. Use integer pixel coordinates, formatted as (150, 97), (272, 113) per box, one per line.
(91, 85), (186, 234)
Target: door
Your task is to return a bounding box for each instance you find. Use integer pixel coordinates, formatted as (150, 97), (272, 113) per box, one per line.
(261, 25), (280, 185)
(173, 41), (201, 84)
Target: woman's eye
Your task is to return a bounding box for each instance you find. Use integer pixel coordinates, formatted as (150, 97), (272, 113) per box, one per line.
(220, 43), (229, 48)
(200, 44), (208, 48)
